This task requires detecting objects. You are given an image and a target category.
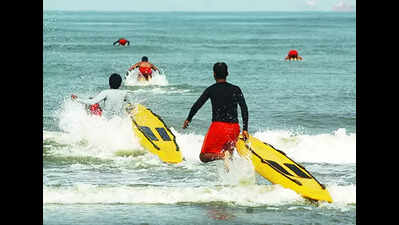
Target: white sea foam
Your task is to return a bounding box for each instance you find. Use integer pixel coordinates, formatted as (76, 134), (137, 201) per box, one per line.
(171, 128), (203, 163)
(128, 87), (190, 95)
(43, 183), (301, 206)
(252, 128), (356, 164)
(43, 183), (355, 208)
(124, 69), (168, 86)
(46, 102), (356, 210)
(47, 100), (356, 165)
(53, 99), (144, 159)
(171, 128), (356, 165)
(319, 184), (356, 211)
(325, 184), (356, 204)
(171, 127), (356, 164)
(216, 155), (257, 186)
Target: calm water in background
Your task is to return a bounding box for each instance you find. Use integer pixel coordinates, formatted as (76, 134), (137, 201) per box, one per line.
(43, 11), (356, 225)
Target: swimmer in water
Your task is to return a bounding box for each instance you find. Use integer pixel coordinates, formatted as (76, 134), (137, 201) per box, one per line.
(113, 38), (130, 46)
(128, 56), (160, 81)
(285, 49), (303, 61)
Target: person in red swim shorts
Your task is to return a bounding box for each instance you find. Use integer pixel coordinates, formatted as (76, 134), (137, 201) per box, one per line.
(182, 62), (249, 166)
(128, 56), (160, 81)
(285, 49), (303, 61)
(113, 38), (130, 46)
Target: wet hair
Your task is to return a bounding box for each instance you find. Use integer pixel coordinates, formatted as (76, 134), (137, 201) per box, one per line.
(141, 56), (148, 62)
(109, 73), (122, 89)
(213, 62), (228, 79)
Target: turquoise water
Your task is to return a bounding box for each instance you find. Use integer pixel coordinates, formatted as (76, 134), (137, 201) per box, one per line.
(43, 11), (356, 225)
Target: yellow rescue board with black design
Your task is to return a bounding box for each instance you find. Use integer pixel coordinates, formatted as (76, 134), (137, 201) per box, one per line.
(127, 104), (183, 164)
(236, 135), (333, 203)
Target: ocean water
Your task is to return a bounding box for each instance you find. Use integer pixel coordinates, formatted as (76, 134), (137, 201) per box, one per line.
(43, 11), (356, 225)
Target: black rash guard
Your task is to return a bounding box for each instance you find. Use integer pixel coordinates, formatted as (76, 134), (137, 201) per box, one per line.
(186, 82), (248, 131)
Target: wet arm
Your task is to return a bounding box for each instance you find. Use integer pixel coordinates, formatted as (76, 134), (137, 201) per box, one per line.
(186, 89), (210, 122)
(129, 63), (140, 71)
(238, 89), (248, 131)
(76, 91), (107, 105)
(151, 64), (160, 72)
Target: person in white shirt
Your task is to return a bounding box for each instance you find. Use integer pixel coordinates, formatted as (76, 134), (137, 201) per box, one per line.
(71, 73), (132, 118)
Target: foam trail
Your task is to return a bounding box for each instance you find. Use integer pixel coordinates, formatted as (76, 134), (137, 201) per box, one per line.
(124, 69), (168, 86)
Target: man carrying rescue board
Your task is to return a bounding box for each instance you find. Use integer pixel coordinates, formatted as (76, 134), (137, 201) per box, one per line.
(182, 62), (249, 164)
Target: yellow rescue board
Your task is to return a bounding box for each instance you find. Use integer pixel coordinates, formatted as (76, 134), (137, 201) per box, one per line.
(236, 134), (333, 203)
(127, 104), (183, 164)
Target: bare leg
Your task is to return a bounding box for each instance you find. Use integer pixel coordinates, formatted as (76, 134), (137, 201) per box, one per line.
(222, 141), (235, 172)
(223, 151), (231, 172)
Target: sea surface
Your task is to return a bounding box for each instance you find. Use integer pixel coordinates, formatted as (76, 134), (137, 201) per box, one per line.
(43, 11), (356, 225)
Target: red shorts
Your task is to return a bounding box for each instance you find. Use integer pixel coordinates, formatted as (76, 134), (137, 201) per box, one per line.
(288, 50), (298, 57)
(89, 103), (102, 116)
(201, 122), (240, 154)
(139, 67), (152, 76)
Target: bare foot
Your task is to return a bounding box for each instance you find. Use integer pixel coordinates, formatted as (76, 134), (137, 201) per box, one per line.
(223, 151), (231, 172)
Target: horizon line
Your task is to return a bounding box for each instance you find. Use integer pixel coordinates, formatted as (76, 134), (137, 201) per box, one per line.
(43, 9), (355, 13)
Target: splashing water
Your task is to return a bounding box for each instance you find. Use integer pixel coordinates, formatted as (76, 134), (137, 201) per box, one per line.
(124, 69), (169, 86)
(54, 98), (143, 159)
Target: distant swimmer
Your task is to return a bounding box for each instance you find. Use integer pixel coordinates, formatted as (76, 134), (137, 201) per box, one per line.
(71, 73), (133, 119)
(285, 49), (303, 61)
(128, 56), (160, 81)
(113, 38), (130, 46)
(182, 62), (249, 169)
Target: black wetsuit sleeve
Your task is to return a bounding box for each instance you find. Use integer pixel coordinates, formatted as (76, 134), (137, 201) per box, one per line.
(237, 88), (248, 131)
(186, 88), (210, 122)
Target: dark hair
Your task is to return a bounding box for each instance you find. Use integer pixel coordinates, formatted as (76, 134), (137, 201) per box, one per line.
(213, 62), (228, 79)
(141, 56), (148, 62)
(109, 73), (122, 89)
